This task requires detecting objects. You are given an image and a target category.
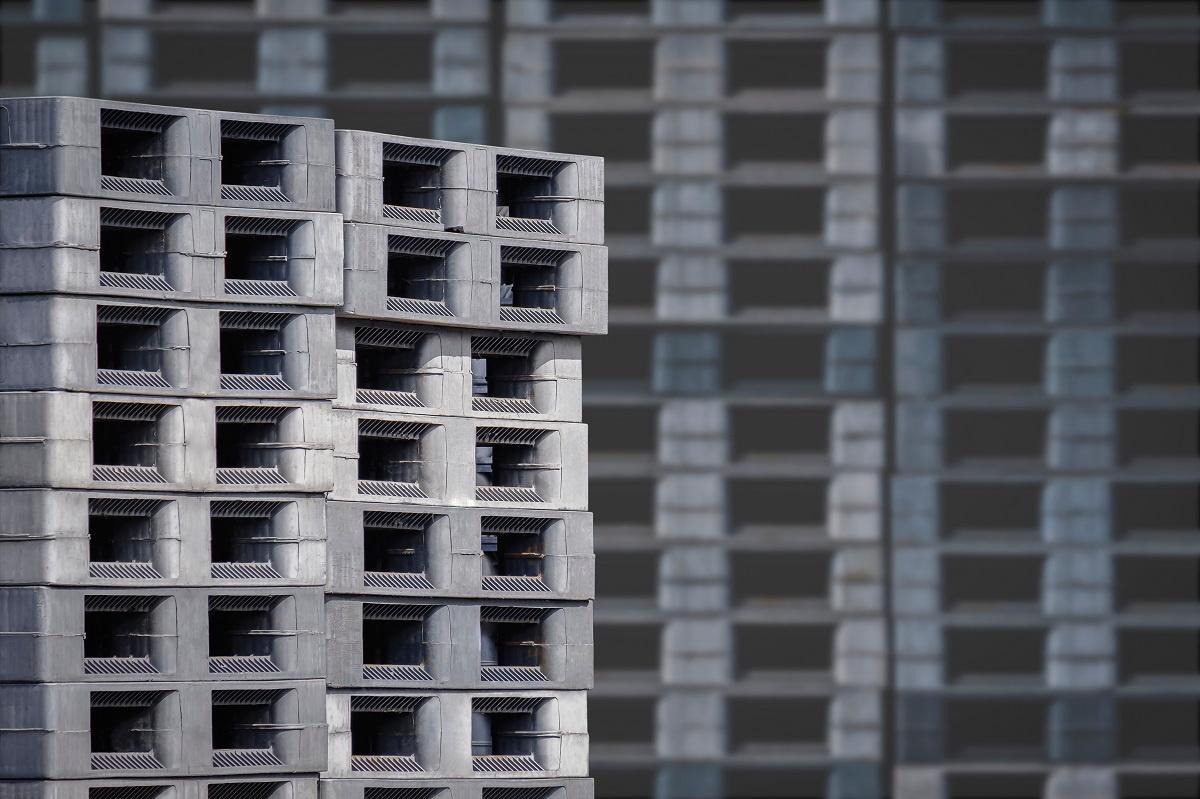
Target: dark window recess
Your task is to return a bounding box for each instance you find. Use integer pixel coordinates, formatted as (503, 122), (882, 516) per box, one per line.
(210, 517), (274, 570)
(329, 34), (431, 86)
(729, 260), (829, 313)
(220, 327), (283, 378)
(604, 187), (652, 236)
(940, 483), (1041, 539)
(589, 698), (654, 743)
(1118, 337), (1200, 391)
(728, 698), (826, 749)
(473, 708), (537, 757)
(554, 41), (654, 91)
(1116, 556), (1200, 608)
(584, 407), (657, 457)
(724, 332), (824, 388)
(730, 552), (830, 603)
(595, 552), (657, 597)
(940, 0), (1040, 21)
(208, 601), (275, 659)
(101, 128), (164, 182)
(1115, 263), (1200, 318)
(153, 33), (255, 85)
(388, 252), (447, 304)
(734, 625), (833, 675)
(496, 172), (557, 224)
(1119, 774), (1200, 799)
(593, 624), (660, 671)
(946, 42), (1048, 95)
(90, 513), (153, 565)
(362, 619), (423, 666)
(91, 703), (155, 754)
(945, 628), (1044, 682)
(382, 159), (441, 212)
(942, 262), (1044, 318)
(481, 528), (544, 582)
(358, 437), (420, 483)
(93, 419), (157, 468)
(725, 187), (824, 239)
(352, 709), (416, 757)
(1119, 700), (1200, 759)
(1119, 410), (1199, 464)
(729, 407), (829, 460)
(220, 123), (292, 194)
(947, 116), (1046, 168)
(1119, 628), (1200, 682)
(551, 114), (652, 162)
(590, 479), (655, 526)
(945, 699), (1046, 760)
(499, 260), (557, 312)
(358, 340), (419, 395)
(1121, 188), (1200, 244)
(0, 28), (35, 86)
(608, 260), (656, 309)
(224, 231), (287, 282)
(211, 700), (274, 752)
(943, 336), (1045, 391)
(364, 527), (423, 575)
(215, 421), (278, 470)
(942, 555), (1043, 609)
(727, 40), (826, 92)
(1122, 42), (1200, 95)
(946, 774), (1045, 799)
(84, 600), (156, 661)
(1114, 483), (1200, 537)
(727, 0), (823, 17)
(98, 321), (163, 374)
(100, 225), (169, 280)
(944, 410), (1046, 464)
(553, 0), (649, 16)
(725, 770), (829, 799)
(584, 329), (653, 383)
(475, 438), (540, 493)
(480, 619), (543, 669)
(725, 114), (824, 165)
(948, 188), (1047, 244)
(1122, 116), (1200, 168)
(593, 769), (659, 799)
(728, 478), (827, 526)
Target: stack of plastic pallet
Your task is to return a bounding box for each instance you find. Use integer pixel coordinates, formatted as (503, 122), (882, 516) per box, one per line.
(325, 127), (603, 799)
(0, 97), (338, 799)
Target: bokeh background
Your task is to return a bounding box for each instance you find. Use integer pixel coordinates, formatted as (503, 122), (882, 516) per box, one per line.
(3, 1), (1200, 797)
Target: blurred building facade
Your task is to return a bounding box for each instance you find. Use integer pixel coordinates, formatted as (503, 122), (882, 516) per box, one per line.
(1, 1), (1198, 798)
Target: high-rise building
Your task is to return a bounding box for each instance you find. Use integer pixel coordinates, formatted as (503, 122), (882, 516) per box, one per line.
(0, 95), (604, 799)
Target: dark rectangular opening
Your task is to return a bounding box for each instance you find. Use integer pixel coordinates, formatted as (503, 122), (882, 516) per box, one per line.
(208, 603), (274, 659)
(940, 483), (1041, 539)
(362, 619), (423, 666)
(724, 332), (825, 388)
(730, 552), (830, 603)
(100, 225), (168, 280)
(1122, 41), (1200, 95)
(947, 774), (1045, 799)
(480, 619), (543, 669)
(726, 770), (828, 799)
(358, 437), (420, 483)
(1116, 556), (1200, 608)
(551, 114), (652, 162)
(591, 479), (655, 525)
(554, 41), (654, 91)
(727, 0), (823, 17)
(224, 229), (288, 283)
(728, 698), (826, 749)
(729, 260), (829, 313)
(947, 115), (1046, 168)
(500, 261), (558, 312)
(553, 0), (650, 16)
(210, 516), (275, 572)
(946, 628), (1044, 682)
(476, 441), (538, 491)
(220, 127), (290, 193)
(584, 407), (657, 457)
(583, 329), (653, 383)
(211, 701), (273, 752)
(946, 41), (1048, 95)
(595, 552), (657, 597)
(351, 709), (416, 756)
(1122, 116), (1200, 168)
(1115, 262), (1200, 318)
(728, 478), (827, 526)
(729, 407), (829, 460)
(942, 262), (1044, 318)
(734, 624), (833, 675)
(1118, 336), (1200, 391)
(948, 188), (1047, 244)
(1119, 410), (1199, 464)
(605, 187), (652, 235)
(945, 699), (1046, 759)
(220, 327), (283, 378)
(1119, 774), (1200, 799)
(359, 340), (420, 395)
(387, 252), (447, 304)
(91, 703), (154, 754)
(725, 114), (824, 166)
(215, 421), (278, 470)
(85, 601), (155, 661)
(589, 698), (654, 743)
(1121, 187), (1200, 244)
(496, 173), (556, 223)
(608, 260), (656, 309)
(1114, 483), (1200, 537)
(475, 710), (537, 756)
(90, 514), (153, 565)
(93, 419), (157, 468)
(727, 40), (826, 92)
(945, 409), (1046, 464)
(364, 527), (424, 575)
(101, 128), (164, 182)
(382, 159), (441, 212)
(98, 320), (162, 374)
(154, 33), (255, 85)
(943, 336), (1045, 391)
(725, 187), (824, 238)
(593, 624), (660, 671)
(940, 0), (1040, 21)
(942, 555), (1043, 609)
(329, 33), (431, 86)
(1119, 628), (1200, 682)
(1119, 699), (1200, 759)
(482, 530), (544, 582)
